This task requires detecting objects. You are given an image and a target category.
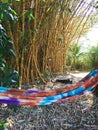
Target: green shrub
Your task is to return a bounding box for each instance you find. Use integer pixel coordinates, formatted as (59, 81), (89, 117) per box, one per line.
(0, 1), (19, 88)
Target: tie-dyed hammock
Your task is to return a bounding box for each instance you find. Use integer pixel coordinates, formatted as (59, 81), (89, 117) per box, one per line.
(0, 66), (98, 106)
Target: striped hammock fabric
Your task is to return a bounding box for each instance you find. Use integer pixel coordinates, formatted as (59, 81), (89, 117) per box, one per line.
(0, 66), (98, 106)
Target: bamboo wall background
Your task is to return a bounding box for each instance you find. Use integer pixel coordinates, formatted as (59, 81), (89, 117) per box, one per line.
(5, 0), (97, 85)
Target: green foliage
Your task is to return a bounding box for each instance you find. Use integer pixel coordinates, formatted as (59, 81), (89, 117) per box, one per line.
(0, 1), (17, 21)
(68, 8), (72, 13)
(0, 120), (7, 130)
(0, 69), (19, 87)
(95, 1), (98, 9)
(74, 53), (91, 71)
(0, 24), (18, 88)
(0, 1), (19, 88)
(42, 69), (51, 79)
(0, 58), (6, 72)
(66, 42), (98, 71)
(26, 9), (35, 21)
(0, 24), (16, 58)
(87, 44), (98, 68)
(42, 0), (46, 2)
(66, 43), (84, 70)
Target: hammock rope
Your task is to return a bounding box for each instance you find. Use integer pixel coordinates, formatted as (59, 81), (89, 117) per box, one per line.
(0, 66), (98, 106)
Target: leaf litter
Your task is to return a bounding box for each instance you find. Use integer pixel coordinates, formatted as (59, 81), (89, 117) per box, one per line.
(0, 73), (98, 130)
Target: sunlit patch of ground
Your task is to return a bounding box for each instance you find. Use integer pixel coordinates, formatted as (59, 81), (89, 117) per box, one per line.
(71, 72), (89, 78)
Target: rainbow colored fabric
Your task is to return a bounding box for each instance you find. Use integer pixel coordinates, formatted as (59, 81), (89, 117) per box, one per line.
(0, 66), (98, 106)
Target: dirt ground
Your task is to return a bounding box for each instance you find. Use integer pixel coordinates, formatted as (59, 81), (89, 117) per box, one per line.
(0, 72), (98, 130)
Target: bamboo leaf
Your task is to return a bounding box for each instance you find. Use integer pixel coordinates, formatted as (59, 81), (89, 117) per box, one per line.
(68, 8), (72, 13)
(29, 13), (35, 20)
(0, 2), (17, 21)
(46, 7), (51, 12)
(42, 0), (46, 2)
(0, 120), (7, 126)
(95, 5), (98, 8)
(9, 49), (16, 57)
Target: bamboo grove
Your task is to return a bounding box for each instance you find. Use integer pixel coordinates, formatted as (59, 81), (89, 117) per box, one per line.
(2, 0), (98, 86)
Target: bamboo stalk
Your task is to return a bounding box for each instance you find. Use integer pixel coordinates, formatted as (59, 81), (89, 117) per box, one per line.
(6, 0), (97, 85)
